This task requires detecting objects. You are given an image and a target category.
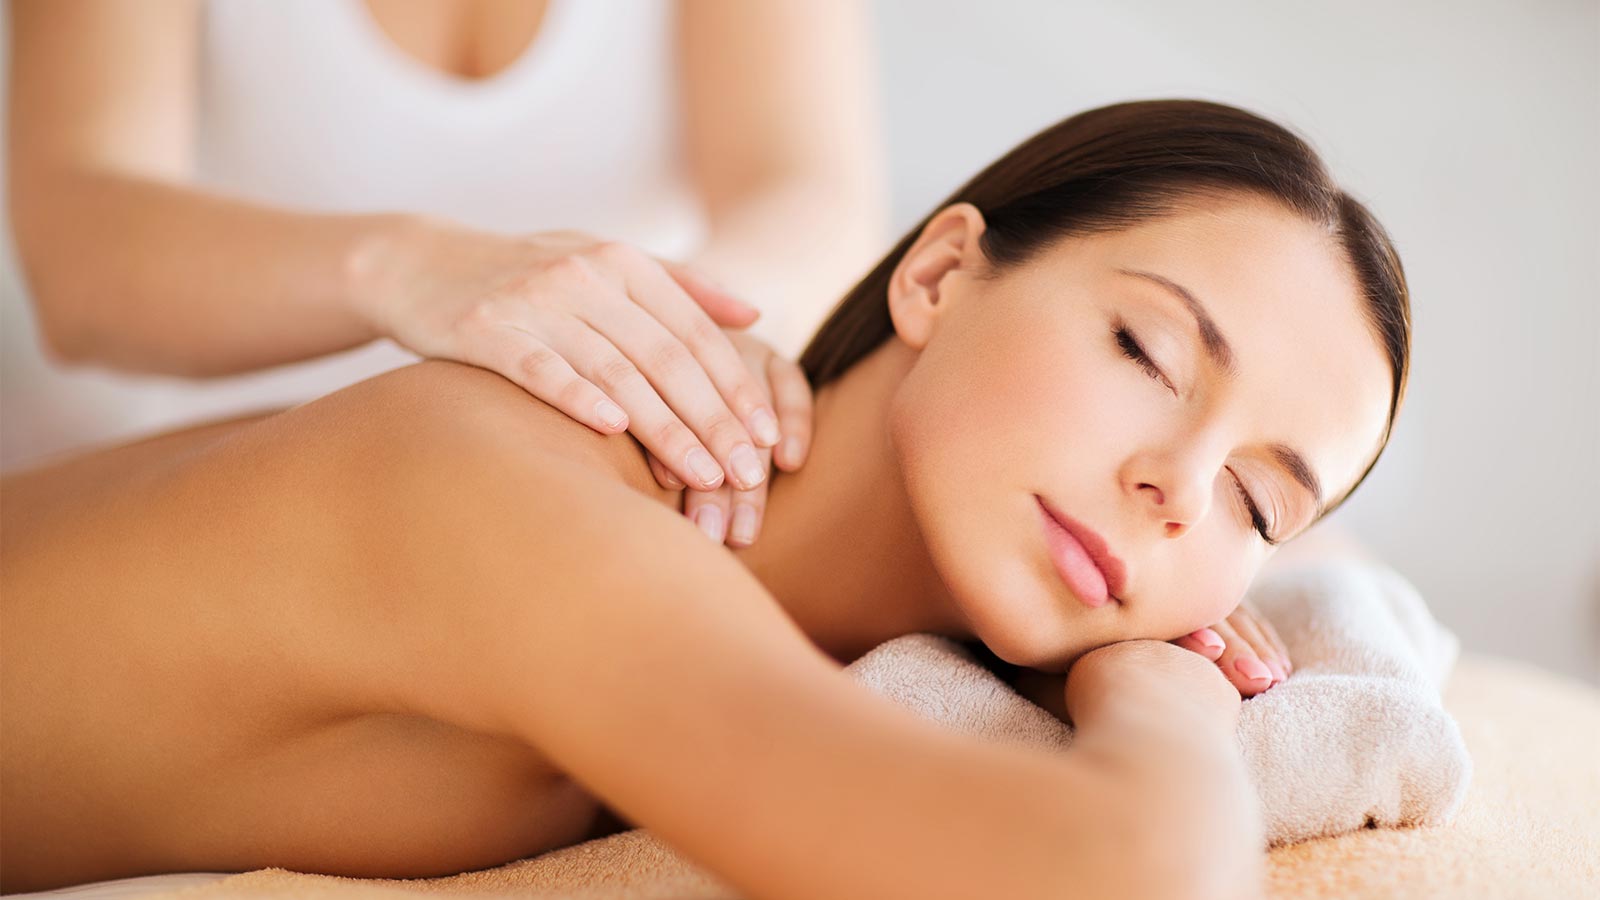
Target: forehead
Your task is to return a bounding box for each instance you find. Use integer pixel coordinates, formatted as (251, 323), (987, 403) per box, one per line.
(1016, 193), (1394, 500)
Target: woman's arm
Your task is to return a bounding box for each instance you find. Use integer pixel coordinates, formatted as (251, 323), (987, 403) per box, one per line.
(7, 0), (386, 373)
(7, 1), (798, 497)
(284, 364), (1262, 900)
(677, 0), (891, 356)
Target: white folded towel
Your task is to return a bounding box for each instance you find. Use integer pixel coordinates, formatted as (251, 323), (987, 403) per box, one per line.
(851, 559), (1473, 846)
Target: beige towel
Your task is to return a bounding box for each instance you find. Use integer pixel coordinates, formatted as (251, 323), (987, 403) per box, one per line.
(124, 560), (1480, 900)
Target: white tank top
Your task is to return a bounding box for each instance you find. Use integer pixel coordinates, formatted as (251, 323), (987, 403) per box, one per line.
(0, 0), (707, 472)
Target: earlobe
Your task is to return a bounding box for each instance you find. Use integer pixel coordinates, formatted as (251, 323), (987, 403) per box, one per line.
(887, 203), (988, 350)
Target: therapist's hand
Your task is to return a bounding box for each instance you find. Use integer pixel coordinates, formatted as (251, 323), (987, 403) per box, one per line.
(356, 222), (783, 492)
(646, 329), (813, 547)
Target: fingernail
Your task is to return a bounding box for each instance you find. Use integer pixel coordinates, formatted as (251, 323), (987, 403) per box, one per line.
(595, 400), (627, 429)
(780, 436), (804, 467)
(748, 407), (780, 447)
(729, 443), (765, 489)
(729, 504), (758, 545)
(686, 447), (723, 488)
(660, 468), (685, 489)
(694, 505), (725, 542)
(1234, 656), (1272, 683)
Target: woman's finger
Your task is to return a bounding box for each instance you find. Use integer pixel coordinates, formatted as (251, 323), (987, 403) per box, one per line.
(683, 482), (734, 544)
(723, 449), (770, 548)
(603, 246), (780, 449)
(657, 258), (761, 330)
(766, 352), (814, 472)
(647, 452), (686, 491)
(573, 294), (767, 491)
(1171, 627), (1226, 661)
(468, 320), (631, 435)
(1245, 602), (1293, 674)
(534, 311), (729, 490)
(1211, 619), (1276, 698)
(688, 347), (780, 547)
(1227, 606), (1290, 682)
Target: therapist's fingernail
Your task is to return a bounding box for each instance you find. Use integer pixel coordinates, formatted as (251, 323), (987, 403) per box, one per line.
(729, 505), (759, 545)
(695, 506), (725, 542)
(780, 436), (804, 468)
(729, 444), (765, 489)
(687, 447), (723, 488)
(749, 407), (780, 447)
(595, 400), (627, 430)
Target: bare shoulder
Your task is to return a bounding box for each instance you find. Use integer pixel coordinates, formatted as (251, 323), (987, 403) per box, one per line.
(329, 360), (678, 506)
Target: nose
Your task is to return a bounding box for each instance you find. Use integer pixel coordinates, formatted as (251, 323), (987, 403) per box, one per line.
(1125, 449), (1214, 538)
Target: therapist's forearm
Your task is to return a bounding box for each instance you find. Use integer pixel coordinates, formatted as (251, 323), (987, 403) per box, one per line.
(9, 165), (413, 376)
(688, 175), (888, 357)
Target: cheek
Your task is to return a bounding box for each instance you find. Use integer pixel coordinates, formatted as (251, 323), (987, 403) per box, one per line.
(958, 316), (1154, 469)
(1153, 536), (1259, 633)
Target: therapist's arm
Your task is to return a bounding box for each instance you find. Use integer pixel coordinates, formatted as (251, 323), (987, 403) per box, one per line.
(6, 0), (394, 375)
(677, 0), (891, 357)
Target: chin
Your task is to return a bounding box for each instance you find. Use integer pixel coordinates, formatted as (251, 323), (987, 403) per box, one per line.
(952, 570), (1076, 670)
(909, 494), (1074, 671)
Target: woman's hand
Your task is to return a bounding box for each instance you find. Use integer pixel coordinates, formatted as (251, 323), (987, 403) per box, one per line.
(1065, 639), (1242, 737)
(646, 330), (814, 547)
(1170, 600), (1293, 698)
(354, 222), (785, 493)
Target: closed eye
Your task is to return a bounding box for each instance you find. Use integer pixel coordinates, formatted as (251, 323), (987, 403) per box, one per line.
(1229, 469), (1278, 545)
(1117, 319), (1275, 544)
(1113, 323), (1175, 394)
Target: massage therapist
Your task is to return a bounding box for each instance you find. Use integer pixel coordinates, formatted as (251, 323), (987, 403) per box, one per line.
(3, 0), (888, 547)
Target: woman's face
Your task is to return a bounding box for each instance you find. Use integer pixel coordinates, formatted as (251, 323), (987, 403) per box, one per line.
(887, 193), (1394, 671)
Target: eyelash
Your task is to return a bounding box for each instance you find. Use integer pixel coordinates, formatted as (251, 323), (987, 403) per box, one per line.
(1113, 325), (1173, 392)
(1114, 324), (1277, 545)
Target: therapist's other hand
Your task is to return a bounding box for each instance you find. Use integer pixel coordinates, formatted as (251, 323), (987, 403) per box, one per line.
(357, 223), (782, 491)
(1170, 600), (1293, 698)
(646, 330), (813, 547)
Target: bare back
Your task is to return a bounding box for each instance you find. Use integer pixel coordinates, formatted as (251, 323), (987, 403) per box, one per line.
(0, 362), (666, 891)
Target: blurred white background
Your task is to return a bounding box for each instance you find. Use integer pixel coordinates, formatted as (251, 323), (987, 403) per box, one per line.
(2, 1), (1596, 683)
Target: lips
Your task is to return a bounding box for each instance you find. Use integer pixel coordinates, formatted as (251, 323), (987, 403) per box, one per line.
(1035, 495), (1129, 607)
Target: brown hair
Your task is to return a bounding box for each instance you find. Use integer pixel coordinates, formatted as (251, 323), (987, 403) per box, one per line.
(798, 98), (1410, 519)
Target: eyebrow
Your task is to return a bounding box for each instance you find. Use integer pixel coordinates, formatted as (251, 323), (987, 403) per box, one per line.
(1115, 267), (1326, 518)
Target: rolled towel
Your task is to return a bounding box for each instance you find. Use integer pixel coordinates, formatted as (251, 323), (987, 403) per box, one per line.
(848, 559), (1473, 847)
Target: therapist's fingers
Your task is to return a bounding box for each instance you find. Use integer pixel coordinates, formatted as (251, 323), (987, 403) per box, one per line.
(684, 444), (771, 548)
(647, 453), (686, 491)
(683, 480), (733, 545)
(658, 259), (762, 331)
(578, 297), (761, 491)
(602, 245), (782, 451)
(683, 336), (778, 547)
(766, 351), (813, 472)
(461, 285), (729, 493)
(472, 319), (633, 436)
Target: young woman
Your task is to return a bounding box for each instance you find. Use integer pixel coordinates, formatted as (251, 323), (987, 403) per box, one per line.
(0, 99), (1409, 900)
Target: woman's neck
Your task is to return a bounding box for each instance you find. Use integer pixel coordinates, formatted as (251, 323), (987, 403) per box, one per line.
(731, 338), (974, 664)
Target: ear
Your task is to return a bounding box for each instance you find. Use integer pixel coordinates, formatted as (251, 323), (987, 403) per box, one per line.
(887, 203), (989, 350)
